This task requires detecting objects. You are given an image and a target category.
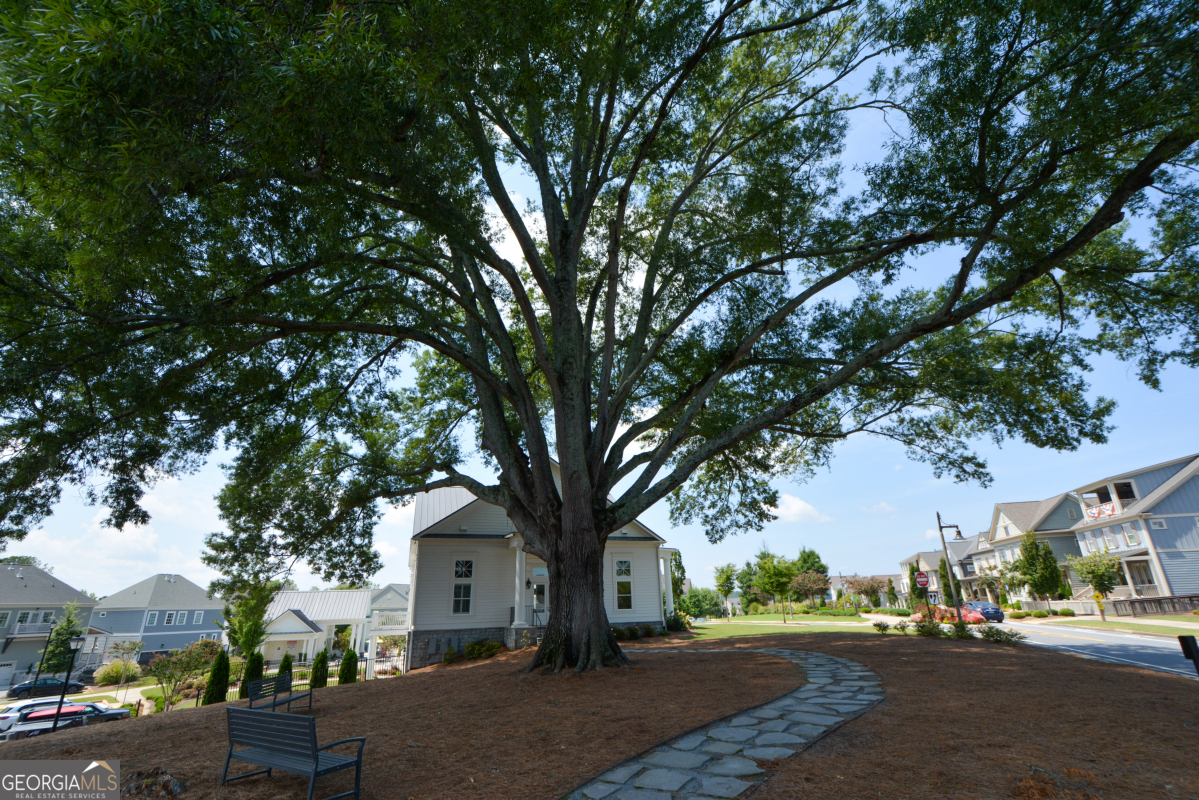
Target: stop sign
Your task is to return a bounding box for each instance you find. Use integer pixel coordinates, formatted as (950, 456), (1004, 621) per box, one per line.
(915, 571), (929, 588)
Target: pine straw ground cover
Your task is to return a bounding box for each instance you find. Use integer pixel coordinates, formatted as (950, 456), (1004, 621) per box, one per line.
(0, 645), (799, 799)
(633, 633), (1199, 799)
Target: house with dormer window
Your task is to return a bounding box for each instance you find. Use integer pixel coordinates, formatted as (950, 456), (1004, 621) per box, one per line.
(403, 464), (677, 671)
(0, 564), (97, 688)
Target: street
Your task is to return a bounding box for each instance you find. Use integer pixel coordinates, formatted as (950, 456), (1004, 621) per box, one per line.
(1004, 620), (1199, 679)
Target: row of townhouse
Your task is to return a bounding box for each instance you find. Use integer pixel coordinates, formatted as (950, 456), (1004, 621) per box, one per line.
(899, 453), (1199, 610)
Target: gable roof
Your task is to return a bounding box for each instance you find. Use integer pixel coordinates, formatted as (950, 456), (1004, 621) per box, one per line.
(95, 574), (222, 610)
(371, 583), (409, 607)
(0, 564), (97, 607)
(267, 608), (323, 634)
(265, 589), (371, 623)
(1119, 455), (1199, 518)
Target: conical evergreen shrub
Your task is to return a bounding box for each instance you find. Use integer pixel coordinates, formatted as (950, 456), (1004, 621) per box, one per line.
(278, 652), (292, 676)
(338, 650), (358, 685)
(202, 650), (230, 706)
(311, 650), (329, 689)
(238, 651), (264, 699)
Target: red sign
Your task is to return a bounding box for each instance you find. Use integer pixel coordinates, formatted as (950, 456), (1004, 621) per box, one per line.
(915, 571), (929, 588)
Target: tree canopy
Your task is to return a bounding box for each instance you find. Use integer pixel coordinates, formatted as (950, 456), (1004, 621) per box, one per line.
(0, 0), (1195, 670)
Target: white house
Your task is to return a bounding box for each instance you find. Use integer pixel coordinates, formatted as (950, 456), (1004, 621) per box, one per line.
(403, 473), (678, 670)
(261, 589), (373, 663)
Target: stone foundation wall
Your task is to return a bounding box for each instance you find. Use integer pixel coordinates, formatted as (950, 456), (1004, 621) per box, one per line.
(404, 626), (508, 671)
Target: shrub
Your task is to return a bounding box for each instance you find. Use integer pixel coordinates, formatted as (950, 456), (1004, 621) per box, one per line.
(311, 650), (329, 689)
(94, 659), (140, 686)
(893, 620), (910, 635)
(440, 646), (456, 665)
(121, 702), (139, 717)
(872, 621), (890, 634)
(277, 653), (293, 675)
(914, 620), (942, 637)
(1032, 610), (1049, 618)
(1059, 607), (1076, 617)
(201, 649), (230, 706)
(640, 624), (655, 638)
(465, 639), (503, 659)
(1013, 601), (1022, 610)
(748, 602), (763, 615)
(625, 626), (641, 640)
(339, 650), (359, 683)
(1008, 611), (1026, 619)
(1048, 609), (1060, 616)
(978, 625), (1028, 645)
(665, 610), (689, 631)
(238, 652), (263, 699)
(962, 610), (987, 624)
(612, 627), (627, 641)
(811, 609), (859, 617)
(949, 621), (976, 639)
(153, 694), (165, 714)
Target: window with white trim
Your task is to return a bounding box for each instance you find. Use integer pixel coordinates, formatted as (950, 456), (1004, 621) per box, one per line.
(146, 611), (158, 626)
(1121, 522), (1140, 546)
(16, 612), (29, 625)
(163, 612), (175, 625)
(40, 611), (53, 623)
(98, 611), (106, 618)
(1077, 533), (1090, 554)
(615, 559), (633, 610)
(177, 611), (187, 625)
(1084, 531), (1098, 553)
(1101, 527), (1119, 549)
(452, 559), (474, 615)
(1149, 518), (1167, 529)
(0, 612), (9, 627)
(193, 611), (203, 624)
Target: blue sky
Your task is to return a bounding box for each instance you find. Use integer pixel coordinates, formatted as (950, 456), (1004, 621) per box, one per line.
(12, 71), (1196, 599)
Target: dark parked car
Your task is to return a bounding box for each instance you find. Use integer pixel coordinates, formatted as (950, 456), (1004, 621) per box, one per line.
(963, 601), (1005, 622)
(4, 703), (130, 741)
(5, 678), (86, 700)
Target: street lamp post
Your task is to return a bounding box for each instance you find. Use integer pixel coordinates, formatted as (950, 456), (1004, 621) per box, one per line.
(936, 512), (965, 624)
(50, 635), (86, 732)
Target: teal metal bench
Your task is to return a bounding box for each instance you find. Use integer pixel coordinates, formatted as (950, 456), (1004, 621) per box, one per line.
(221, 707), (364, 800)
(247, 673), (312, 712)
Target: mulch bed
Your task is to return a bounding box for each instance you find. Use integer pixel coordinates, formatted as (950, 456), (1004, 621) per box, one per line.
(634, 633), (1199, 799)
(2, 644), (799, 799)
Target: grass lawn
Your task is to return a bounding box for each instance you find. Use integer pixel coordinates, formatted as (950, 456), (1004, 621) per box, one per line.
(722, 613), (863, 622)
(1044, 619), (1192, 636)
(1132, 614), (1199, 624)
(689, 623), (895, 640)
(140, 686), (199, 710)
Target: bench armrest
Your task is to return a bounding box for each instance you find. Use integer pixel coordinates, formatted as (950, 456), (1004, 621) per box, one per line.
(318, 737), (366, 757)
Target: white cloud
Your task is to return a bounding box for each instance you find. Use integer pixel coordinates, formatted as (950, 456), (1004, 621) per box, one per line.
(894, 464), (903, 472)
(771, 494), (833, 523)
(863, 501), (899, 517)
(925, 528), (940, 539)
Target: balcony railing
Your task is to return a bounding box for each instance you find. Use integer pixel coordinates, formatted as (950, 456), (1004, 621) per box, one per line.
(373, 613), (407, 628)
(8, 622), (53, 636)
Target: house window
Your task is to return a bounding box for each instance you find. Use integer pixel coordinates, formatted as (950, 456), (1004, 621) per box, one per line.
(452, 559), (474, 615)
(1067, 507), (1078, 520)
(1077, 533), (1090, 554)
(1113, 482), (1137, 501)
(615, 559), (633, 610)
(1101, 527), (1119, 549)
(1122, 523), (1140, 546)
(1149, 518), (1167, 530)
(0, 612), (9, 627)
(163, 612), (175, 626)
(193, 611), (203, 624)
(146, 611), (157, 626)
(16, 612), (29, 625)
(40, 611), (53, 623)
(177, 611), (187, 625)
(1084, 531), (1098, 553)
(98, 611), (106, 618)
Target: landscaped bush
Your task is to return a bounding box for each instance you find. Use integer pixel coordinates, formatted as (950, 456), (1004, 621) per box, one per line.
(339, 650), (360, 682)
(1048, 609), (1060, 615)
(962, 610), (987, 624)
(277, 653), (293, 675)
(201, 649), (230, 706)
(949, 620), (976, 639)
(311, 650), (329, 688)
(625, 626), (641, 640)
(811, 609), (859, 617)
(441, 646), (456, 665)
(1059, 608), (1076, 617)
(153, 694), (165, 714)
(1008, 611), (1026, 619)
(914, 619), (942, 637)
(465, 639), (503, 659)
(94, 659), (141, 685)
(239, 652), (264, 699)
(893, 620), (910, 635)
(978, 625), (1028, 645)
(612, 627), (627, 641)
(1013, 601), (1022, 610)
(640, 624), (655, 638)
(872, 608), (912, 617)
(1032, 610), (1049, 618)
(748, 602), (763, 615)
(872, 621), (890, 634)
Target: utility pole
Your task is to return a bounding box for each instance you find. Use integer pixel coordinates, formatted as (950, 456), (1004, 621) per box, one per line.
(936, 512), (965, 623)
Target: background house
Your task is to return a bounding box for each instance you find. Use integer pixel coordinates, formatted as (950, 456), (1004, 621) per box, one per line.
(85, 573), (224, 664)
(0, 564), (97, 687)
(261, 589), (372, 663)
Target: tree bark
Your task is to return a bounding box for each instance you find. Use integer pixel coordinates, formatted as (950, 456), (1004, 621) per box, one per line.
(524, 521), (628, 673)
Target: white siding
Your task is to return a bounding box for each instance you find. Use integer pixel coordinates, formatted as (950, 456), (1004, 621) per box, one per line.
(603, 545), (663, 623)
(419, 500), (513, 536)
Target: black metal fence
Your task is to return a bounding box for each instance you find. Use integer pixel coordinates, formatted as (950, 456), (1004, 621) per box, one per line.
(1111, 593), (1199, 617)
(214, 653), (404, 703)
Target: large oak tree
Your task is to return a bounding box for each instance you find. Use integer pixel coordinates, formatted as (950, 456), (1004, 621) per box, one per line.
(0, 0), (1196, 670)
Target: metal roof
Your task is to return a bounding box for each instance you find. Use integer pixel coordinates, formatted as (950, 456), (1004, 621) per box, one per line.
(267, 608), (323, 634)
(0, 564), (97, 607)
(95, 574), (222, 610)
(412, 488), (479, 535)
(265, 589), (371, 623)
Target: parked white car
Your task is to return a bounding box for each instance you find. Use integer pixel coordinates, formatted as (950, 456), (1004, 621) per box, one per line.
(0, 698), (72, 731)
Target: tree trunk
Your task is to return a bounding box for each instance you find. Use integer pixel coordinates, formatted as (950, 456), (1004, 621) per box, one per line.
(525, 524), (628, 673)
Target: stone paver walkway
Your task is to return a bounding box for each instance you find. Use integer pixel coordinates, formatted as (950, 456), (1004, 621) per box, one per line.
(565, 648), (884, 800)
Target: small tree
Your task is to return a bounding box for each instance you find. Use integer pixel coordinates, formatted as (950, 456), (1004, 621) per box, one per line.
(670, 553), (687, 601)
(201, 649), (230, 706)
(1067, 549), (1122, 622)
(277, 652), (293, 676)
(338, 650), (359, 685)
(790, 572), (830, 606)
(147, 642), (215, 711)
(311, 650), (330, 689)
(678, 587), (723, 618)
(40, 602), (85, 676)
(794, 548), (828, 577)
(217, 581), (275, 655)
(238, 651), (264, 699)
(756, 551), (799, 618)
(976, 569), (1003, 604)
(1015, 532), (1064, 602)
(937, 558), (959, 609)
(908, 563), (927, 609)
(107, 640), (144, 703)
(714, 564), (737, 618)
(886, 578), (899, 607)
(843, 575), (886, 612)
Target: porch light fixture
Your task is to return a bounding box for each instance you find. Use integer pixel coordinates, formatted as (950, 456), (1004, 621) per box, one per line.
(525, 579), (532, 589)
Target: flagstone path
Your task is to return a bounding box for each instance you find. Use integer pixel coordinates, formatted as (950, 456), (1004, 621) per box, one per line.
(564, 649), (884, 800)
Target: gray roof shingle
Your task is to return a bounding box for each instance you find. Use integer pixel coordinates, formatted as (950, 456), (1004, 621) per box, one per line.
(95, 574), (222, 610)
(0, 564), (98, 607)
